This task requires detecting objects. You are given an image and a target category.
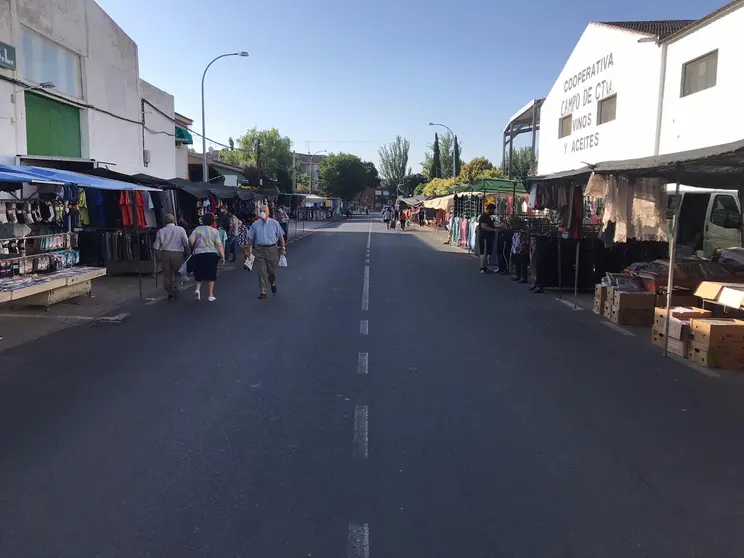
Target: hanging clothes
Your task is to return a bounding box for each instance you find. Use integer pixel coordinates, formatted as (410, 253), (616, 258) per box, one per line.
(119, 192), (133, 227)
(133, 191), (147, 229)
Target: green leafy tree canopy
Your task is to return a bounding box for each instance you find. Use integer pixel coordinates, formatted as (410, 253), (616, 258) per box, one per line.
(401, 173), (427, 197)
(378, 136), (410, 190)
(501, 147), (537, 180)
(318, 153), (372, 201)
(220, 127), (293, 189)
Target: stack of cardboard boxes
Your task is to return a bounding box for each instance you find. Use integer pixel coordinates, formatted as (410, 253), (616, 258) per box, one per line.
(688, 318), (744, 369)
(594, 286), (656, 326)
(651, 306), (712, 358)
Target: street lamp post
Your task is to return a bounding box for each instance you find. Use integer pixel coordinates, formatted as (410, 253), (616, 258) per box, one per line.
(428, 122), (457, 180)
(201, 52), (249, 183)
(309, 150), (327, 193)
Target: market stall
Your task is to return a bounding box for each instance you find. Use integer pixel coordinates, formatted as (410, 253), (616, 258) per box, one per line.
(0, 164), (161, 308)
(535, 139), (744, 367)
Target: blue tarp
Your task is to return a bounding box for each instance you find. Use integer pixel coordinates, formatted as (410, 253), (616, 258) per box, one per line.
(0, 167), (62, 184)
(0, 165), (162, 192)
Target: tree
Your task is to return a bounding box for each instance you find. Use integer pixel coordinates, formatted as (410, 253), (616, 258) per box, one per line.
(501, 147), (537, 180)
(317, 153), (370, 201)
(400, 173), (427, 197)
(228, 137), (235, 151)
(454, 135), (462, 177)
(458, 156), (493, 184)
(440, 133), (455, 179)
(220, 127), (293, 189)
(422, 177), (455, 198)
(431, 133), (442, 179)
(362, 161), (381, 190)
(377, 136), (410, 191)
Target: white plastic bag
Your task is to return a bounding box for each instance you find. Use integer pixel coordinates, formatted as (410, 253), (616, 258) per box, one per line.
(244, 254), (255, 271)
(178, 255), (191, 276)
(279, 255), (288, 268)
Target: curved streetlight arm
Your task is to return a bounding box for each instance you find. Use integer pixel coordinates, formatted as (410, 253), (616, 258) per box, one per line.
(201, 52), (248, 182)
(428, 122), (457, 179)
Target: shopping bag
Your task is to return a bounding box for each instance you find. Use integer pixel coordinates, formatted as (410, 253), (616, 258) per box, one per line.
(244, 253), (255, 271)
(279, 255), (288, 268)
(178, 255), (191, 276)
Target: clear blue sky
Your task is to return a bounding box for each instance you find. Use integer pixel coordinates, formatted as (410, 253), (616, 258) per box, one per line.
(99, 0), (723, 171)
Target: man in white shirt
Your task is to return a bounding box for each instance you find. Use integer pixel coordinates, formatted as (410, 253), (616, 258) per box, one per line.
(154, 213), (190, 300)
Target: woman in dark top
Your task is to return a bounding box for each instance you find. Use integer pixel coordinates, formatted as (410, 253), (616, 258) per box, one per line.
(478, 203), (498, 273)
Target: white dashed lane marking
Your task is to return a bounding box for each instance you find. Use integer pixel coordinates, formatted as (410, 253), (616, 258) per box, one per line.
(361, 266), (370, 311)
(358, 352), (368, 375)
(348, 522), (370, 558)
(360, 320), (368, 335)
(352, 405), (369, 458)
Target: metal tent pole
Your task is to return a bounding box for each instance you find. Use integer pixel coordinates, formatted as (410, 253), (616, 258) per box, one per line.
(663, 167), (682, 357)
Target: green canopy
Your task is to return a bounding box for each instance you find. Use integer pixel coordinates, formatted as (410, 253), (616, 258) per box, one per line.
(175, 126), (194, 145)
(451, 178), (527, 194)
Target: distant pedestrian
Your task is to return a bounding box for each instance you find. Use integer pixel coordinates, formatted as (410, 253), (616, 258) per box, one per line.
(247, 205), (287, 299)
(478, 203), (499, 274)
(154, 213), (190, 300)
(189, 213), (225, 302)
(383, 206), (392, 230)
(399, 208), (407, 231)
(227, 211), (241, 262)
(277, 204), (290, 241)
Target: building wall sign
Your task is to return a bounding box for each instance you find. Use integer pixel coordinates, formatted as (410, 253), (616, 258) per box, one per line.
(0, 41), (16, 70)
(559, 53), (614, 155)
(537, 23), (663, 176)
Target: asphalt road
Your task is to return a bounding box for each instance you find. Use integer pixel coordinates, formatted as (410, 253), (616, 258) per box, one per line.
(2, 215), (744, 556)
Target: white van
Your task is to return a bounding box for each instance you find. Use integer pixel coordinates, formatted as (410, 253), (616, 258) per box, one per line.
(667, 185), (743, 256)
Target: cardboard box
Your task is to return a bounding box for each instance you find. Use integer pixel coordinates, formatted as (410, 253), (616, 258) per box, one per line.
(717, 286), (744, 310)
(694, 282), (744, 302)
(611, 306), (653, 327)
(594, 285), (609, 315)
(603, 299), (613, 319)
(652, 316), (689, 340)
(654, 294), (699, 308)
(613, 291), (655, 310)
(689, 318), (744, 349)
(653, 307), (712, 335)
(652, 329), (689, 357)
(688, 341), (744, 370)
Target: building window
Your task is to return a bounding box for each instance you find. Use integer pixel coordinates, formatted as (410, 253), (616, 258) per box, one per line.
(681, 50), (717, 97)
(558, 115), (571, 138)
(597, 94), (617, 125)
(20, 27), (82, 99)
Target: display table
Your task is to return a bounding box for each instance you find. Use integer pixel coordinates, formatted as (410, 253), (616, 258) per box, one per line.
(0, 267), (107, 309)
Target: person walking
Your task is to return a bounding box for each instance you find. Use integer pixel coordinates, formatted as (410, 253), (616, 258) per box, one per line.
(226, 211), (241, 262)
(246, 205), (286, 299)
(153, 213), (190, 300)
(189, 213), (225, 302)
(383, 206), (392, 230)
(399, 207), (408, 231)
(277, 204), (290, 242)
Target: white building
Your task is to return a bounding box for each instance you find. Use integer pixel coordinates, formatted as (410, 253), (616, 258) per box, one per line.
(531, 0), (744, 176)
(0, 0), (179, 178)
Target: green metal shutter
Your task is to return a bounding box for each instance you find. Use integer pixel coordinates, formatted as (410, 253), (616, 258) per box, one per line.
(25, 93), (81, 158)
